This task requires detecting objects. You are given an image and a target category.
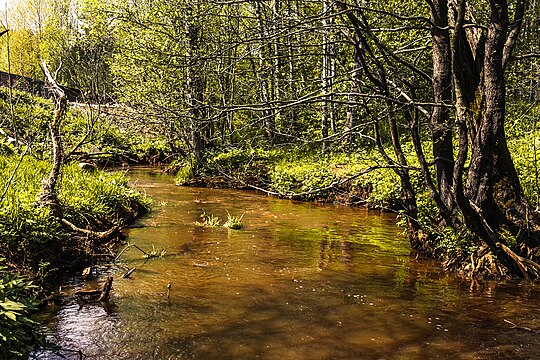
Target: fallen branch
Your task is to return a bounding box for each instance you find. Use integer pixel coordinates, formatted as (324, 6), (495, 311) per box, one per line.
(61, 218), (119, 240)
(114, 243), (148, 262)
(121, 267), (137, 278)
(504, 319), (540, 334)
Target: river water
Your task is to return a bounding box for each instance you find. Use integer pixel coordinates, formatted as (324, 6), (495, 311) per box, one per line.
(37, 168), (540, 359)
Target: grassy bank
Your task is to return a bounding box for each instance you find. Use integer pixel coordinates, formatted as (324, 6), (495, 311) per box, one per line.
(0, 88), (151, 358)
(0, 155), (150, 276)
(0, 153), (150, 358)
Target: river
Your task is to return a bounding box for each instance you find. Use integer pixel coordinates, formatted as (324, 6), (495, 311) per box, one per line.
(36, 168), (540, 359)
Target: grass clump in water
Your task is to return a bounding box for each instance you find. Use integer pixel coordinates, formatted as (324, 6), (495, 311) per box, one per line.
(143, 245), (167, 259)
(223, 211), (244, 230)
(196, 211), (221, 227)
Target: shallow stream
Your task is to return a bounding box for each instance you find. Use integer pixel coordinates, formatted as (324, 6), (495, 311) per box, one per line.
(37, 168), (540, 359)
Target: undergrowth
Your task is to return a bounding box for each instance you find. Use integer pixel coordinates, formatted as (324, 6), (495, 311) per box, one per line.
(0, 154), (150, 278)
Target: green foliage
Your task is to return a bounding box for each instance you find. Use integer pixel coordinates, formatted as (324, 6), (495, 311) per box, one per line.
(431, 228), (475, 256)
(506, 102), (540, 206)
(175, 162), (195, 184)
(196, 211), (221, 227)
(60, 163), (151, 227)
(0, 154), (150, 276)
(223, 211), (244, 230)
(0, 260), (46, 359)
(268, 150), (402, 206)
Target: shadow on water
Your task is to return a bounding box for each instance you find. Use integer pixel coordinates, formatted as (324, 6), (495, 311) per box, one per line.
(36, 168), (540, 360)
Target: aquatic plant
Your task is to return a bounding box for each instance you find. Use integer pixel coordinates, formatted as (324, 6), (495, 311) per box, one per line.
(196, 211), (221, 227)
(223, 211), (244, 230)
(143, 245), (167, 259)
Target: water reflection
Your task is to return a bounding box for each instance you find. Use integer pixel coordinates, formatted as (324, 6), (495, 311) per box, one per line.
(37, 168), (540, 360)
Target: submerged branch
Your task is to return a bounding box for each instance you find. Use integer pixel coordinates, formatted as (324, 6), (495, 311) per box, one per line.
(114, 244), (148, 262)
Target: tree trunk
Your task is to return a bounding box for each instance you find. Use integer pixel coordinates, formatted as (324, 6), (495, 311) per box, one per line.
(185, 7), (205, 163)
(321, 0), (333, 153)
(430, 0), (456, 214)
(465, 0), (526, 233)
(255, 1), (275, 139)
(37, 61), (66, 215)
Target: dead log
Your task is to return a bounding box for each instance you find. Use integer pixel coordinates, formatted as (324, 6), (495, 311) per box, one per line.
(75, 276), (113, 302)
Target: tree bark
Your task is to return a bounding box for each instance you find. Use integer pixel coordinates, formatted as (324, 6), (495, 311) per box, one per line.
(185, 6), (206, 163)
(430, 0), (456, 214)
(37, 61), (66, 215)
(465, 0), (526, 232)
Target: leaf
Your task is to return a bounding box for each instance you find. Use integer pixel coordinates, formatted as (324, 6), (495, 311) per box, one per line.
(0, 300), (26, 311)
(3, 310), (17, 321)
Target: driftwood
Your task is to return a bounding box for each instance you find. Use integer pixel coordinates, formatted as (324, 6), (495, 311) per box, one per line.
(504, 319), (540, 334)
(114, 244), (148, 262)
(75, 276), (113, 302)
(121, 267), (137, 278)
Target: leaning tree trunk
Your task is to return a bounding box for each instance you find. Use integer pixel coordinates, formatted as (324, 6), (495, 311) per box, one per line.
(37, 61), (66, 216)
(38, 61), (120, 240)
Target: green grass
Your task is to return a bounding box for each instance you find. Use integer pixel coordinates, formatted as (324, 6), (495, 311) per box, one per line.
(196, 211), (222, 227)
(223, 211), (244, 230)
(0, 154), (150, 277)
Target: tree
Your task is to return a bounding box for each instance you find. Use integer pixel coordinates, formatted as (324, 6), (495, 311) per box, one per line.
(338, 0), (540, 278)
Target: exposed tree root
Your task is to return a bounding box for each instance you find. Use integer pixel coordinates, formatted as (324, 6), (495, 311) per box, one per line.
(61, 218), (119, 240)
(497, 243), (540, 281)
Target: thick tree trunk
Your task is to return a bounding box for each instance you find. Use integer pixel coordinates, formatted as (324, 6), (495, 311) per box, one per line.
(465, 0), (526, 232)
(430, 0), (456, 214)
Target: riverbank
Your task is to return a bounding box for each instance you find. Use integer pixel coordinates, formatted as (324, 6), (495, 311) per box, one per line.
(172, 112), (539, 278)
(0, 155), (150, 358)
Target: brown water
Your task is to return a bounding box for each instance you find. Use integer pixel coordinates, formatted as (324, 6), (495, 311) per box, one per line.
(37, 168), (540, 359)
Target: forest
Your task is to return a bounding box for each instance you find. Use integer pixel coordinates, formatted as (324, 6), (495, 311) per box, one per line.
(0, 0), (539, 357)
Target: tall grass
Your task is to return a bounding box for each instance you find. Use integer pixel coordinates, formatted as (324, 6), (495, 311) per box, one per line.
(0, 154), (150, 276)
